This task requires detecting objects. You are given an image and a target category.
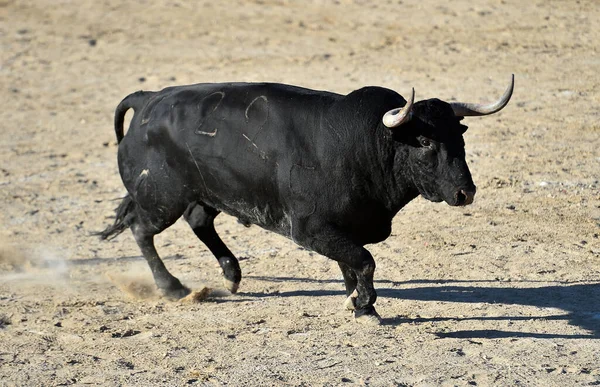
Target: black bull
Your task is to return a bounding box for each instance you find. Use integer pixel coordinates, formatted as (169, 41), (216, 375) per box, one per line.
(99, 77), (513, 324)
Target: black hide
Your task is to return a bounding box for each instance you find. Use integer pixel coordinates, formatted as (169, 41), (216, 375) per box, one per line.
(100, 82), (477, 320)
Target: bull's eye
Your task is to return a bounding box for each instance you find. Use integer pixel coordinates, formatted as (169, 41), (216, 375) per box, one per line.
(420, 139), (432, 147)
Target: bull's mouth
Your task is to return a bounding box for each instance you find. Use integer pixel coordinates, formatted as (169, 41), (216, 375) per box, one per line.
(419, 185), (476, 206)
(420, 192), (444, 203)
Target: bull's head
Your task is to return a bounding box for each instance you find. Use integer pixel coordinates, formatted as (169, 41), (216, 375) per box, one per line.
(383, 75), (514, 206)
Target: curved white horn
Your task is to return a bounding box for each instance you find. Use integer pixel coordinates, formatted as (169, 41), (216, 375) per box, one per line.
(450, 74), (514, 117)
(383, 88), (415, 128)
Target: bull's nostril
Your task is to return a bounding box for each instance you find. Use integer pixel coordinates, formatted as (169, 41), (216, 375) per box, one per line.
(460, 189), (475, 205)
(455, 190), (467, 205)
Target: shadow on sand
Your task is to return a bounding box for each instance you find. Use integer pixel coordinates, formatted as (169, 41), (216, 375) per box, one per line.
(60, 257), (599, 338)
(244, 276), (600, 339)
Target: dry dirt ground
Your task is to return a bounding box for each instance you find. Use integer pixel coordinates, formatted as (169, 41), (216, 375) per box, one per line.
(1, 0), (599, 385)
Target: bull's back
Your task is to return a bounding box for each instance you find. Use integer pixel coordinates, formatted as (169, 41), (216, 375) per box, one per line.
(119, 82), (341, 232)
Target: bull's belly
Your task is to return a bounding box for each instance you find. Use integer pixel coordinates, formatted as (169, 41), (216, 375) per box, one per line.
(210, 197), (292, 237)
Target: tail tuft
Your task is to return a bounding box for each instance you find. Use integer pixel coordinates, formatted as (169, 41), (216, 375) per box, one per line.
(95, 196), (136, 240)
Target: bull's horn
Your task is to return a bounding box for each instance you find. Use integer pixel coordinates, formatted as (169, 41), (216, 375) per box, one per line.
(383, 88), (415, 128)
(449, 74), (514, 117)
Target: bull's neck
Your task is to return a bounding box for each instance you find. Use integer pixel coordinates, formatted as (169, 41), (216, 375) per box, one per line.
(371, 127), (420, 216)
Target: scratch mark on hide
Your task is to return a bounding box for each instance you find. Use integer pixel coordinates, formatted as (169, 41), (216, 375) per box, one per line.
(289, 163), (316, 190)
(324, 117), (343, 142)
(310, 203), (317, 217)
(153, 179), (158, 204)
(242, 133), (259, 150)
(242, 133), (268, 160)
(186, 142), (211, 194)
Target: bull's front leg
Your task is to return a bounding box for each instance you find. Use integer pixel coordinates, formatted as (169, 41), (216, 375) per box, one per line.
(347, 252), (380, 325)
(291, 220), (381, 325)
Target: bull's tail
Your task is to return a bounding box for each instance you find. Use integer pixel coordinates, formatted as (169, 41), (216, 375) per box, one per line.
(114, 91), (154, 143)
(97, 92), (153, 240)
(95, 195), (136, 240)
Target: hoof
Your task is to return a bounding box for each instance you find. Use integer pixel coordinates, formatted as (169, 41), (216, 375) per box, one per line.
(160, 285), (191, 300)
(219, 257), (242, 294)
(343, 289), (358, 311)
(354, 311), (382, 326)
(354, 305), (381, 326)
(223, 278), (240, 294)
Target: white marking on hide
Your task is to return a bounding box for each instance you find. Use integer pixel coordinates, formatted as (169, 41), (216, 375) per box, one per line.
(197, 128), (218, 137)
(204, 91), (225, 113)
(245, 95), (268, 120)
(140, 169), (149, 177)
(194, 91), (225, 137)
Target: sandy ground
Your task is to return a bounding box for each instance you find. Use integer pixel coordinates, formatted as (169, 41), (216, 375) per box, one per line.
(1, 0), (599, 385)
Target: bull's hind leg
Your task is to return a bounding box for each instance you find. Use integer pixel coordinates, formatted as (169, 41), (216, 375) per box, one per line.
(183, 203), (242, 293)
(99, 195), (189, 299)
(132, 227), (190, 299)
(130, 208), (191, 299)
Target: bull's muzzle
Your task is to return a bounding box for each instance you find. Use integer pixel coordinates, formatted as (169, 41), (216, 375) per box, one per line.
(455, 189), (476, 206)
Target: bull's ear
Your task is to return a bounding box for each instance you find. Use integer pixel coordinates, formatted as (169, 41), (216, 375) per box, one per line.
(382, 88), (415, 128)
